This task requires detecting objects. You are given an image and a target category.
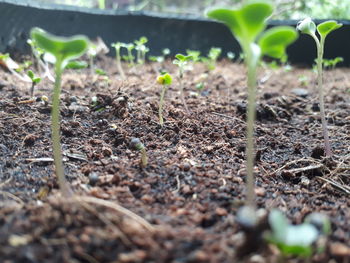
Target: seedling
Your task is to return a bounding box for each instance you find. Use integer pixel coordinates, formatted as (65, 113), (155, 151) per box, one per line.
(87, 37), (109, 75)
(95, 68), (110, 88)
(31, 27), (89, 197)
(265, 209), (330, 258)
(149, 48), (171, 63)
(156, 72), (173, 126)
(297, 18), (342, 157)
(186, 50), (201, 63)
(208, 1), (298, 209)
(130, 138), (148, 168)
(202, 47), (222, 70)
(27, 70), (41, 97)
(173, 54), (193, 113)
(134, 36), (148, 64)
(123, 43), (135, 67)
(111, 42), (126, 79)
(322, 56), (343, 70)
(65, 60), (88, 70)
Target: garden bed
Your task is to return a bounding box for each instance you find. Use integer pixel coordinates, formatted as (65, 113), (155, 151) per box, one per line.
(0, 57), (349, 262)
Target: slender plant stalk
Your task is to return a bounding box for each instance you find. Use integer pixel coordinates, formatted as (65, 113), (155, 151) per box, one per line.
(159, 86), (167, 126)
(127, 48), (135, 67)
(245, 51), (257, 209)
(312, 35), (332, 157)
(140, 148), (148, 168)
(116, 48), (125, 79)
(179, 70), (189, 114)
(52, 60), (72, 197)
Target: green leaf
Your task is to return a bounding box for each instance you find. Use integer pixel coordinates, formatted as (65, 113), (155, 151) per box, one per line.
(30, 27), (89, 66)
(27, 70), (35, 79)
(65, 60), (88, 69)
(296, 17), (316, 36)
(259, 26), (298, 58)
(317, 20), (342, 39)
(207, 1), (273, 43)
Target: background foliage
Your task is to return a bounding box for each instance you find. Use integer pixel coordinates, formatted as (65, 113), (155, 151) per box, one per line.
(37, 0), (350, 19)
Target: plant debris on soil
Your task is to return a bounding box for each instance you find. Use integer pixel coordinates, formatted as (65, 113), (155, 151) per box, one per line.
(0, 57), (349, 263)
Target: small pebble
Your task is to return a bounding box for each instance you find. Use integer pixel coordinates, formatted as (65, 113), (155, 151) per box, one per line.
(291, 88), (309, 98)
(88, 173), (99, 186)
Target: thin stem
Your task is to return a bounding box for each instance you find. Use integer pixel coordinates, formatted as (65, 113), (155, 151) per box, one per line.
(127, 48), (135, 67)
(52, 60), (72, 197)
(179, 69), (190, 114)
(140, 148), (148, 168)
(116, 48), (125, 79)
(313, 34), (332, 157)
(159, 85), (167, 126)
(245, 55), (257, 209)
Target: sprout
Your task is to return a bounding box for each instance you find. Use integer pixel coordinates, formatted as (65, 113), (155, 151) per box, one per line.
(207, 1), (298, 209)
(134, 36), (148, 64)
(27, 70), (41, 97)
(265, 210), (330, 258)
(30, 27), (89, 197)
(130, 138), (148, 168)
(202, 47), (222, 70)
(297, 18), (342, 157)
(173, 53), (193, 113)
(156, 72), (173, 127)
(124, 43), (135, 67)
(111, 42), (126, 79)
(186, 50), (201, 63)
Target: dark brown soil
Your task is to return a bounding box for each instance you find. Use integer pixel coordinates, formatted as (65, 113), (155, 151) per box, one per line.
(0, 57), (349, 263)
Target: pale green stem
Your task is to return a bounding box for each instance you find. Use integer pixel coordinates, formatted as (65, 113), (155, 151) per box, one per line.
(245, 52), (257, 209)
(312, 34), (332, 157)
(98, 0), (105, 9)
(159, 85), (167, 126)
(179, 68), (190, 114)
(52, 60), (72, 197)
(116, 47), (125, 79)
(127, 48), (135, 67)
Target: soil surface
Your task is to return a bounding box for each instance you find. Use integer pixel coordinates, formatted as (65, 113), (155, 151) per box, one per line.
(0, 57), (349, 263)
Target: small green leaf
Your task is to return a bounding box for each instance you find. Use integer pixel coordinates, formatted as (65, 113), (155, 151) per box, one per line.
(175, 54), (185, 61)
(296, 17), (316, 36)
(27, 70), (35, 79)
(317, 20), (342, 39)
(30, 27), (89, 67)
(259, 26), (298, 58)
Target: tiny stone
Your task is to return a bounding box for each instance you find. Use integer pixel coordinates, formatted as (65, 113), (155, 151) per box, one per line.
(330, 242), (350, 257)
(69, 96), (78, 103)
(300, 176), (310, 186)
(88, 173), (99, 186)
(291, 88), (309, 97)
(254, 187), (265, 197)
(215, 207), (228, 216)
(182, 162), (191, 172)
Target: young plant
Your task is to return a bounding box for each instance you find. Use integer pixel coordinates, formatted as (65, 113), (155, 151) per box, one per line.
(173, 54), (193, 113)
(130, 138), (148, 168)
(134, 36), (148, 64)
(265, 210), (330, 258)
(186, 50), (201, 63)
(111, 42), (126, 79)
(123, 43), (135, 67)
(149, 48), (171, 63)
(156, 72), (173, 126)
(202, 47), (222, 70)
(30, 27), (89, 197)
(322, 56), (343, 70)
(207, 1), (298, 210)
(87, 37), (109, 75)
(297, 18), (342, 157)
(27, 70), (41, 97)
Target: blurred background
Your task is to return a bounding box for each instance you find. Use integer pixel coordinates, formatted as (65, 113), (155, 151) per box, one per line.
(36, 0), (350, 19)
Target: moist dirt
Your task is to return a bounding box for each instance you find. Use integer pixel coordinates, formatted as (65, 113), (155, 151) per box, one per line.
(0, 57), (349, 263)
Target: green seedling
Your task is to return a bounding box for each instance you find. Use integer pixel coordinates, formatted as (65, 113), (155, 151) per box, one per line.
(134, 36), (148, 64)
(208, 1), (298, 210)
(186, 50), (201, 63)
(15, 60), (32, 73)
(31, 27), (89, 197)
(157, 72), (172, 126)
(27, 70), (41, 97)
(297, 18), (342, 157)
(202, 47), (222, 70)
(322, 56), (343, 70)
(227, 51), (235, 60)
(111, 42), (126, 79)
(95, 68), (110, 88)
(149, 48), (171, 63)
(130, 138), (148, 168)
(87, 37), (109, 75)
(265, 209), (330, 258)
(122, 43), (135, 67)
(173, 53), (193, 113)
